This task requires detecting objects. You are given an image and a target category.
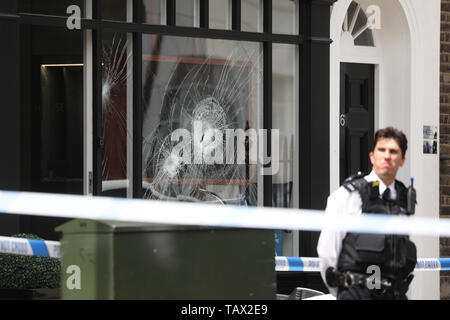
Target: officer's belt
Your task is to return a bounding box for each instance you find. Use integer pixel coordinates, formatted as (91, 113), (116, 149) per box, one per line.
(334, 270), (411, 294)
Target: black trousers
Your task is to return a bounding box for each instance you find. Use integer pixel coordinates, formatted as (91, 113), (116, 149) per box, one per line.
(337, 286), (407, 300)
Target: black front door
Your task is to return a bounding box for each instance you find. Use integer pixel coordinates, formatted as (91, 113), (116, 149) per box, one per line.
(340, 63), (374, 183)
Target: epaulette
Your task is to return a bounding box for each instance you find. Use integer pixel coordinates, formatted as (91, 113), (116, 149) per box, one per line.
(342, 172), (366, 192)
(343, 173), (380, 209)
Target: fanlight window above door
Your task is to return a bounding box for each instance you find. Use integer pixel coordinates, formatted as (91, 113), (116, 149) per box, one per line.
(342, 1), (375, 47)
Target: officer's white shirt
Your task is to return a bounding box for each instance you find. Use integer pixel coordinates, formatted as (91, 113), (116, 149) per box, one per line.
(316, 170), (396, 296)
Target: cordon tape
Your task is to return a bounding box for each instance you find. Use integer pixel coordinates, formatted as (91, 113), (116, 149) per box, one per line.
(0, 235), (448, 272)
(0, 190), (450, 237)
(0, 236), (60, 259)
(274, 256), (450, 272)
(0, 189), (448, 272)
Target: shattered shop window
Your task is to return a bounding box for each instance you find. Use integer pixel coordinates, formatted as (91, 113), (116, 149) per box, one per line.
(141, 36), (264, 206)
(101, 31), (133, 197)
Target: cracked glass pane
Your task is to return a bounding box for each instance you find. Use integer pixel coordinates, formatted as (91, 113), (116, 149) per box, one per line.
(142, 35), (263, 205)
(101, 31), (133, 197)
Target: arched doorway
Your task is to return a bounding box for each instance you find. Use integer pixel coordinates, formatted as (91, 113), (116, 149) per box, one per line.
(339, 1), (378, 183)
(330, 0), (411, 190)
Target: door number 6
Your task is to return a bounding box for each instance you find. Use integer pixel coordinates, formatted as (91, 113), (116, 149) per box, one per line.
(340, 114), (346, 127)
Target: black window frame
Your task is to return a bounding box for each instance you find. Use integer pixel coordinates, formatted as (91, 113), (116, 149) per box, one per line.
(0, 0), (335, 253)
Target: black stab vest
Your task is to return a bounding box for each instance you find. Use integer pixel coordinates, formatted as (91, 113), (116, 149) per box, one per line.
(337, 175), (417, 281)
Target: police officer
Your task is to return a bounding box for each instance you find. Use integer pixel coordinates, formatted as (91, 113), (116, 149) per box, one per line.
(317, 127), (417, 300)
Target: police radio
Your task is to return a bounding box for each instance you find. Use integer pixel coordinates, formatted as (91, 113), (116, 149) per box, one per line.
(407, 177), (417, 215)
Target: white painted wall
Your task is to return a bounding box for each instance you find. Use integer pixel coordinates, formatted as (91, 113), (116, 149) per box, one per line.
(330, 0), (441, 299)
(401, 0), (441, 301)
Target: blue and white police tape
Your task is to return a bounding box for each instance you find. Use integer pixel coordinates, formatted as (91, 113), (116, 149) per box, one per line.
(1, 234), (448, 273)
(275, 256), (450, 272)
(0, 236), (60, 258)
(1, 190), (450, 237)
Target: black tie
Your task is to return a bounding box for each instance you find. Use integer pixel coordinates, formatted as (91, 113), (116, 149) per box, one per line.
(382, 188), (391, 201)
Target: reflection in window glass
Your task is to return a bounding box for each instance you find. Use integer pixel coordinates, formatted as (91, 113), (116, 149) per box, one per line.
(19, 0), (84, 16)
(40, 64), (84, 191)
(142, 0), (165, 24)
(20, 25), (83, 239)
(101, 32), (133, 197)
(176, 0), (196, 27)
(209, 0), (230, 30)
(242, 0), (262, 32)
(21, 25), (84, 195)
(272, 43), (298, 254)
(272, 43), (298, 207)
(273, 0), (298, 35)
(142, 35), (263, 206)
(102, 0), (132, 22)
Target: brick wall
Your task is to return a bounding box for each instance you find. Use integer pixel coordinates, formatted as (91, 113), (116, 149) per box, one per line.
(440, 0), (450, 301)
